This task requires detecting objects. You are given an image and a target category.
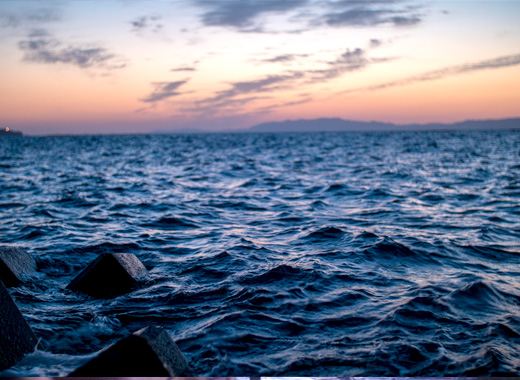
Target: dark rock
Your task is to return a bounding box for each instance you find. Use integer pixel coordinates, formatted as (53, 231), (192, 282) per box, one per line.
(69, 326), (189, 376)
(0, 246), (37, 287)
(66, 253), (147, 298)
(0, 280), (38, 370)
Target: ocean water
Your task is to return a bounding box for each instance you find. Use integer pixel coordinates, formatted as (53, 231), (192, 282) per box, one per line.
(0, 130), (519, 376)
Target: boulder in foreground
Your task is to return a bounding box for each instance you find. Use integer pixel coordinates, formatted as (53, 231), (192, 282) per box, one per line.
(0, 280), (38, 371)
(0, 246), (37, 287)
(66, 253), (147, 298)
(69, 325), (189, 376)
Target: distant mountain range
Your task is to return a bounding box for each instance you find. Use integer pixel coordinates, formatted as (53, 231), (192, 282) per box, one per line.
(247, 117), (520, 133)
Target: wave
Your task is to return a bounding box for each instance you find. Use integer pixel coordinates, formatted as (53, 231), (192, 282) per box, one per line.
(2, 131), (520, 376)
(142, 215), (199, 229)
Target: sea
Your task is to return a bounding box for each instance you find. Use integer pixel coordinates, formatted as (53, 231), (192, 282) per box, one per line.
(0, 130), (519, 376)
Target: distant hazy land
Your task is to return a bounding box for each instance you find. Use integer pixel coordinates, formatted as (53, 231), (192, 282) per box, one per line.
(247, 117), (520, 133)
(5, 117), (520, 137)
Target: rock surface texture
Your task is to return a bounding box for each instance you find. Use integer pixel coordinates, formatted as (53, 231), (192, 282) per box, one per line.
(0, 246), (36, 287)
(69, 326), (189, 376)
(0, 280), (38, 370)
(66, 253), (147, 298)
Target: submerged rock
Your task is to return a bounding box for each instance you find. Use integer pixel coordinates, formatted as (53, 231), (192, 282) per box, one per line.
(0, 280), (38, 370)
(69, 325), (189, 376)
(0, 246), (37, 287)
(66, 253), (147, 298)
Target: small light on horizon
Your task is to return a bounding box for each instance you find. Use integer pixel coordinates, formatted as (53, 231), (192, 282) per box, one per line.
(5, 127), (9, 132)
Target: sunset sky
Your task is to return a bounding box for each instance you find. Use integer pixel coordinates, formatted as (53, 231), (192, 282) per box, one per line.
(1, 0), (519, 135)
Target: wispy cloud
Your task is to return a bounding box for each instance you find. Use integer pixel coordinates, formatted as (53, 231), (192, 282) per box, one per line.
(320, 0), (423, 27)
(258, 95), (314, 112)
(0, 13), (18, 28)
(456, 54), (520, 73)
(171, 66), (197, 72)
(183, 95), (272, 116)
(173, 50), (520, 120)
(260, 53), (309, 63)
(0, 7), (61, 28)
(338, 53), (520, 95)
(191, 0), (424, 33)
(195, 0), (308, 31)
(129, 15), (163, 33)
(18, 29), (127, 70)
(212, 73), (304, 101)
(305, 45), (394, 82)
(308, 48), (370, 81)
(370, 38), (382, 47)
(218, 47), (383, 98)
(141, 80), (190, 103)
(183, 43), (388, 114)
(181, 74), (304, 115)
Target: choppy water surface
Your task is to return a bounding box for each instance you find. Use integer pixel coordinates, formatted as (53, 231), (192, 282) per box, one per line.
(1, 130), (519, 376)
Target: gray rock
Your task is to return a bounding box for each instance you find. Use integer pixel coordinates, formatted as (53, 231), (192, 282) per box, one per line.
(0, 246), (37, 287)
(66, 253), (147, 298)
(0, 280), (38, 370)
(69, 326), (189, 376)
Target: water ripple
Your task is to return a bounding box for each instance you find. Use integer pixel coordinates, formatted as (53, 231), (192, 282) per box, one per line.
(1, 130), (520, 376)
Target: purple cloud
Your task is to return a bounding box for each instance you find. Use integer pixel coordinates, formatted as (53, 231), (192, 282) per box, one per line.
(141, 80), (190, 103)
(129, 15), (163, 33)
(338, 52), (520, 94)
(195, 0), (308, 31)
(18, 30), (126, 70)
(320, 0), (423, 27)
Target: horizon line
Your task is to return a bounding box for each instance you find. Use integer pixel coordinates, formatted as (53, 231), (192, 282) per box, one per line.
(4, 115), (520, 137)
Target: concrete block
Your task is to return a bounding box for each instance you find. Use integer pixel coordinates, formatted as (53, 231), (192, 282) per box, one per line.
(0, 246), (36, 287)
(66, 253), (147, 298)
(69, 325), (189, 376)
(0, 280), (38, 370)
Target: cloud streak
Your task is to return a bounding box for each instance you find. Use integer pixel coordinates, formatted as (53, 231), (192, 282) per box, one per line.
(141, 80), (190, 102)
(163, 50), (520, 120)
(181, 73), (306, 115)
(320, 0), (423, 27)
(195, 0), (307, 31)
(308, 48), (371, 81)
(171, 66), (197, 72)
(218, 46), (384, 99)
(130, 15), (163, 33)
(338, 53), (520, 95)
(260, 53), (309, 63)
(0, 7), (61, 28)
(257, 95), (314, 112)
(182, 44), (389, 114)
(18, 30), (126, 70)
(194, 73), (304, 110)
(191, 0), (424, 33)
